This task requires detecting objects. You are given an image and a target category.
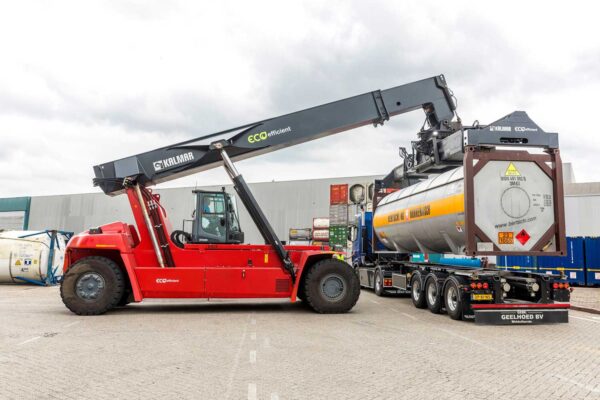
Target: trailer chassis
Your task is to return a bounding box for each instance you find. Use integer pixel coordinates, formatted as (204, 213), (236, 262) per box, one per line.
(358, 262), (570, 325)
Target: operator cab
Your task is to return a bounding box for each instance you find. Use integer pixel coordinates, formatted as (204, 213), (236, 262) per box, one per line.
(171, 188), (244, 247)
(192, 189), (243, 244)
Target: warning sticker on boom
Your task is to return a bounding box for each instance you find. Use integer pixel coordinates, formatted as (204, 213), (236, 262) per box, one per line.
(505, 162), (520, 176)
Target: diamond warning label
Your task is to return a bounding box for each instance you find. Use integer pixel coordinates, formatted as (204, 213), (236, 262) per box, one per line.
(505, 162), (520, 176)
(516, 229), (531, 245)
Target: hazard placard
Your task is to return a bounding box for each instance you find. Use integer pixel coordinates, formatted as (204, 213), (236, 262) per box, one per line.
(505, 162), (520, 176)
(498, 232), (514, 244)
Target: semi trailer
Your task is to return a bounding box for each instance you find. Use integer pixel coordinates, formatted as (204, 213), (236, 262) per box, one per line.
(350, 113), (571, 323)
(59, 74), (569, 322)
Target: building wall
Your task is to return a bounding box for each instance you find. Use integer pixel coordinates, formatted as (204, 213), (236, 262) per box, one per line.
(24, 174), (600, 242)
(28, 175), (381, 243)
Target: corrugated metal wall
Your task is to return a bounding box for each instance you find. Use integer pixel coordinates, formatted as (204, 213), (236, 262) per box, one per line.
(28, 176), (381, 244)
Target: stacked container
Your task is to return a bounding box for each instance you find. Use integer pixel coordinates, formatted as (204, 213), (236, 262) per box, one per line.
(312, 217), (329, 245)
(329, 184), (349, 250)
(288, 228), (312, 246)
(584, 237), (600, 286)
(537, 237), (586, 286)
(496, 255), (537, 273)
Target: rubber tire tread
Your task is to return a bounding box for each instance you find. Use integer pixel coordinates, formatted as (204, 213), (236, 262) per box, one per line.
(60, 256), (125, 316)
(425, 274), (443, 314)
(374, 268), (385, 297)
(303, 259), (360, 314)
(444, 277), (464, 320)
(411, 272), (427, 309)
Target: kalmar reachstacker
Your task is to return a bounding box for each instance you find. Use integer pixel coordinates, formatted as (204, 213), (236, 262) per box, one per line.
(60, 75), (570, 323)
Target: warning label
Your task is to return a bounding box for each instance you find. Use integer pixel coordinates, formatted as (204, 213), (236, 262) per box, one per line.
(498, 232), (514, 244)
(516, 229), (531, 245)
(505, 162), (520, 176)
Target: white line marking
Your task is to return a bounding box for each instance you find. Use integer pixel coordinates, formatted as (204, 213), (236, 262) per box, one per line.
(401, 312), (418, 321)
(270, 393), (279, 400)
(64, 321), (80, 328)
(250, 332), (257, 341)
(249, 350), (256, 364)
(248, 383), (257, 400)
(17, 336), (41, 346)
(224, 322), (248, 400)
(370, 299), (380, 304)
(571, 315), (600, 324)
(556, 374), (600, 393)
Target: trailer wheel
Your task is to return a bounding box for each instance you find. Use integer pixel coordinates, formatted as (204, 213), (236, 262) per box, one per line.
(374, 268), (385, 297)
(425, 274), (443, 314)
(60, 256), (125, 316)
(444, 277), (464, 320)
(304, 259), (360, 313)
(410, 272), (427, 309)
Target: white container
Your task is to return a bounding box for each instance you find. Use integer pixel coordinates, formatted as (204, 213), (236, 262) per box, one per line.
(312, 229), (329, 241)
(0, 231), (67, 284)
(313, 218), (330, 229)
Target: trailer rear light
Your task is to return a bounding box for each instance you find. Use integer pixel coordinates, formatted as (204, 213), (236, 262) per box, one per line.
(482, 282), (489, 289)
(553, 283), (559, 289)
(470, 282), (477, 289)
(476, 282), (483, 289)
(564, 282), (570, 288)
(558, 283), (565, 289)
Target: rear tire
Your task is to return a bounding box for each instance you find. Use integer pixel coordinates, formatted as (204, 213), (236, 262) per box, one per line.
(425, 274), (443, 314)
(444, 277), (464, 321)
(410, 272), (427, 309)
(374, 268), (385, 297)
(304, 259), (360, 313)
(60, 256), (125, 316)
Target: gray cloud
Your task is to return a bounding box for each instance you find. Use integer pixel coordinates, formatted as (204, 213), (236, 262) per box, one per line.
(0, 0), (599, 197)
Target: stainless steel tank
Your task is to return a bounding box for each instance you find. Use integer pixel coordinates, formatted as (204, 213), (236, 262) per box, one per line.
(373, 159), (558, 254)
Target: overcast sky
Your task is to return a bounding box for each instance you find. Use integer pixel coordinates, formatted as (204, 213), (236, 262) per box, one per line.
(1, 1), (599, 197)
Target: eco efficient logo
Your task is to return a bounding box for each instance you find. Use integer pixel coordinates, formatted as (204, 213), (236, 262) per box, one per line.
(247, 126), (292, 144)
(152, 152), (195, 172)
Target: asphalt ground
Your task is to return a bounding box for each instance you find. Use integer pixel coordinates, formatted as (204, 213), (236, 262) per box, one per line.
(1, 285), (599, 400)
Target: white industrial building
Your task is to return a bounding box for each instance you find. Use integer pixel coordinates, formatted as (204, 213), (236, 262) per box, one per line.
(0, 163), (597, 242)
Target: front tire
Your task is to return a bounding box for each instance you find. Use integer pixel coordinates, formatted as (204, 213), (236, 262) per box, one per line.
(304, 259), (360, 313)
(60, 256), (125, 316)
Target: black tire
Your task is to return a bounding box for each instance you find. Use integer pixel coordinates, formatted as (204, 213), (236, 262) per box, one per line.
(444, 277), (464, 321)
(117, 290), (133, 307)
(410, 272), (427, 309)
(424, 273), (443, 314)
(374, 268), (385, 297)
(60, 256), (125, 316)
(303, 259), (360, 314)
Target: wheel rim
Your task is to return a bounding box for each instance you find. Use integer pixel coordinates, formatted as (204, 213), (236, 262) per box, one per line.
(427, 280), (437, 305)
(76, 272), (106, 301)
(446, 285), (458, 312)
(375, 274), (382, 291)
(320, 273), (346, 302)
(412, 279), (421, 301)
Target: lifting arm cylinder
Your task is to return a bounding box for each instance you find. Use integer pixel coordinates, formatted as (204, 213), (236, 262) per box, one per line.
(219, 149), (296, 281)
(134, 184), (166, 268)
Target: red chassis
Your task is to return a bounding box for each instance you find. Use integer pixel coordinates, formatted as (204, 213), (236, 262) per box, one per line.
(63, 187), (349, 307)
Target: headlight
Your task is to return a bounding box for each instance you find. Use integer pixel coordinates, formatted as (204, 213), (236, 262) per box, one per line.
(503, 283), (511, 292)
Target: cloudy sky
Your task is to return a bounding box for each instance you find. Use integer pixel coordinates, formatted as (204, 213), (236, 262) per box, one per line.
(1, 1), (599, 197)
